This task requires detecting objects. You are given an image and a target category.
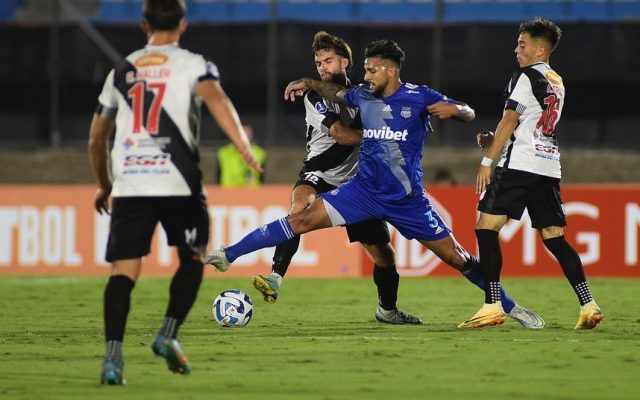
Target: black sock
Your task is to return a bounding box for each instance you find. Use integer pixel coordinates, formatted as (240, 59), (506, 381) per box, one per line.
(373, 264), (399, 310)
(475, 229), (502, 304)
(105, 340), (123, 364)
(103, 275), (135, 342)
(543, 236), (592, 305)
(163, 248), (204, 338)
(272, 235), (300, 277)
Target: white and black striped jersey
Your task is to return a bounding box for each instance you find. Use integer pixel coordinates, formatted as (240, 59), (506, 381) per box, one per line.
(498, 62), (565, 178)
(97, 43), (219, 197)
(301, 87), (360, 187)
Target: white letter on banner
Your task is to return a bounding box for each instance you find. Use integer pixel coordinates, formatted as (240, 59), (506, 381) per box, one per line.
(94, 212), (110, 265)
(19, 207), (39, 265)
(209, 206), (228, 250)
(626, 203), (640, 266)
(564, 202), (599, 266)
(42, 206), (62, 265)
(0, 208), (18, 265)
(64, 207), (82, 266)
(500, 212), (537, 265)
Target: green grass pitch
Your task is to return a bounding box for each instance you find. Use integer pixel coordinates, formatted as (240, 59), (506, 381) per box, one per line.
(0, 276), (638, 399)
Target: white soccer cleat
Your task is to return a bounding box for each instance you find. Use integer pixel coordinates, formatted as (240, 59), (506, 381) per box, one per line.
(507, 304), (545, 329)
(205, 248), (231, 272)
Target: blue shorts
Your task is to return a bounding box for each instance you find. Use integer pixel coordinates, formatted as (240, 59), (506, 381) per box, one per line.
(320, 178), (450, 241)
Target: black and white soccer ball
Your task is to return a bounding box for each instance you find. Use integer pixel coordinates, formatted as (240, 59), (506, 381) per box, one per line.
(212, 289), (253, 327)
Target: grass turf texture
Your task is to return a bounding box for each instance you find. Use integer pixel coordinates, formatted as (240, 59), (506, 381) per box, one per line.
(0, 276), (637, 400)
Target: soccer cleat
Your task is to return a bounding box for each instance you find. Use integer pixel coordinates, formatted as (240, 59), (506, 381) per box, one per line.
(205, 248), (231, 272)
(375, 306), (423, 325)
(100, 361), (126, 385)
(575, 300), (604, 330)
(151, 334), (191, 375)
(507, 304), (545, 329)
(458, 302), (506, 329)
(252, 274), (280, 303)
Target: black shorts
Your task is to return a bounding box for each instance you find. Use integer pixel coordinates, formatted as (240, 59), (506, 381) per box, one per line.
(294, 169), (390, 244)
(105, 193), (210, 262)
(478, 167), (566, 229)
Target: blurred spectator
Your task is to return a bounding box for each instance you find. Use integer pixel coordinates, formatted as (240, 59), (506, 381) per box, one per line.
(217, 124), (266, 187)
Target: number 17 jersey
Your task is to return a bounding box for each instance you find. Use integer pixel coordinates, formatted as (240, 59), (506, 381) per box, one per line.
(97, 44), (219, 197)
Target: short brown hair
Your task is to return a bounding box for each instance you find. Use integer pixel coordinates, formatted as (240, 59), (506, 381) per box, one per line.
(143, 0), (185, 31)
(312, 31), (353, 73)
(519, 17), (562, 52)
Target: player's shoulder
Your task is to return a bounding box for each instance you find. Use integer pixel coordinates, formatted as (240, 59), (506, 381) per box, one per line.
(400, 82), (428, 95)
(304, 90), (329, 114)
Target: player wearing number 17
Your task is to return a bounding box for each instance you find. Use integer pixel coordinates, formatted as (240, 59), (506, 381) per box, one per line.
(89, 0), (262, 385)
(459, 18), (603, 329)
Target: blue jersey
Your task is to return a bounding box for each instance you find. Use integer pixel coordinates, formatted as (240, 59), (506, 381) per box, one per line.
(343, 82), (453, 201)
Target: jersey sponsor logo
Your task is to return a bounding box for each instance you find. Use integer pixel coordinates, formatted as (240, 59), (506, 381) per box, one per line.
(134, 53), (169, 67)
(123, 153), (170, 167)
(406, 90), (420, 94)
(401, 107), (412, 118)
(362, 127), (409, 141)
(314, 101), (327, 114)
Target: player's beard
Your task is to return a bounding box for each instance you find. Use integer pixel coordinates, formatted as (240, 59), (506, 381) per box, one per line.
(323, 72), (348, 86)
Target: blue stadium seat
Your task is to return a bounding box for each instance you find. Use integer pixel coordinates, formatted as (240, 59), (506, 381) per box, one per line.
(98, 0), (142, 23)
(277, 0), (353, 23)
(355, 0), (435, 24)
(0, 0), (19, 20)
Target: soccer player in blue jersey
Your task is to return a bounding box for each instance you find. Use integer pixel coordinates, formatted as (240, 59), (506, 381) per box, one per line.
(207, 39), (544, 328)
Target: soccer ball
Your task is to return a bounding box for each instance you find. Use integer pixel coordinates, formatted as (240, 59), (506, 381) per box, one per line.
(212, 289), (253, 327)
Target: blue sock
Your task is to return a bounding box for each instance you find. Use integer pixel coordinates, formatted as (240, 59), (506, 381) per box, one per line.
(225, 217), (295, 263)
(462, 257), (516, 313)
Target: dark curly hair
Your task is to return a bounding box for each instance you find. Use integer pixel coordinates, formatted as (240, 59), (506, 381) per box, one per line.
(364, 39), (405, 70)
(312, 31), (353, 73)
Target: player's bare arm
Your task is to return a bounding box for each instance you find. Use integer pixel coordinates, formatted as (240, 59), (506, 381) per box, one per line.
(427, 101), (475, 122)
(88, 113), (115, 214)
(328, 120), (363, 146)
(198, 79), (263, 173)
(476, 109), (519, 194)
(284, 77), (346, 103)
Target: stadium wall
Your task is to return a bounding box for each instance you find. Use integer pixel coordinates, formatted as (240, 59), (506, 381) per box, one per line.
(1, 185), (638, 277)
(0, 22), (638, 148)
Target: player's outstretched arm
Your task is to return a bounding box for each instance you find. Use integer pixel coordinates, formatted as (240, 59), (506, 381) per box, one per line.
(476, 110), (519, 194)
(322, 112), (362, 146)
(88, 113), (115, 214)
(284, 78), (346, 104)
(198, 79), (263, 173)
(427, 101), (475, 122)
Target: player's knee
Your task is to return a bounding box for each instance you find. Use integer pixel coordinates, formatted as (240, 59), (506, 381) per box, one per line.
(368, 243), (396, 267)
(178, 246), (204, 266)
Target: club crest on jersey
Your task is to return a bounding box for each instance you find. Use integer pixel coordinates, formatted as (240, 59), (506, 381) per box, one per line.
(315, 101), (327, 114)
(401, 107), (412, 118)
(122, 137), (135, 150)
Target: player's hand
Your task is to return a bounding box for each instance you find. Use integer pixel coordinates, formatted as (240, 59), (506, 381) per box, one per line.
(240, 147), (264, 174)
(476, 130), (495, 150)
(284, 78), (310, 102)
(426, 101), (458, 120)
(476, 165), (492, 195)
(94, 185), (112, 214)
